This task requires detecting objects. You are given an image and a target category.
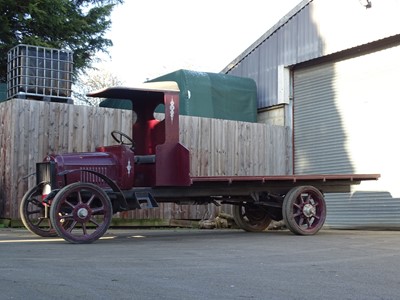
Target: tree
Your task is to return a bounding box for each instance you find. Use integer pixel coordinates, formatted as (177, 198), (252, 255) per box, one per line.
(73, 67), (124, 106)
(0, 0), (123, 82)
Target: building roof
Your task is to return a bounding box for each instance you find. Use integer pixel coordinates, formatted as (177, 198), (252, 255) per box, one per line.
(222, 0), (312, 73)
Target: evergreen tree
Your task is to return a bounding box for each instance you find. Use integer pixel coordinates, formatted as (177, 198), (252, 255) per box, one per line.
(0, 0), (123, 81)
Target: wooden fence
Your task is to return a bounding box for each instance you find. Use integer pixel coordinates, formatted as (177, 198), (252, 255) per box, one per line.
(0, 99), (292, 223)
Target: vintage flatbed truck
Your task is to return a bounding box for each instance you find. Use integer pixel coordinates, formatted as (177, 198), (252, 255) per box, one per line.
(19, 81), (379, 243)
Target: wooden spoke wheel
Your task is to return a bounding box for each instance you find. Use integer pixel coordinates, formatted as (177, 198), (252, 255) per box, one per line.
(19, 184), (57, 237)
(233, 203), (271, 232)
(50, 182), (112, 244)
(283, 186), (326, 235)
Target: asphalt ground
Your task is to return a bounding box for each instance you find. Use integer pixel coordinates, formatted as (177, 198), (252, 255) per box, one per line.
(1, 228), (400, 300)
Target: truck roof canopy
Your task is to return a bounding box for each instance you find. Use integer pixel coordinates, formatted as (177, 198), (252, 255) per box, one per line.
(87, 81), (179, 100)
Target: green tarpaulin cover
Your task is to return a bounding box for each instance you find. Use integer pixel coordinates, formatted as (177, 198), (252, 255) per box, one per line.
(99, 69), (257, 122)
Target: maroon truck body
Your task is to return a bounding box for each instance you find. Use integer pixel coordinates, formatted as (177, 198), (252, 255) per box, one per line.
(20, 82), (379, 243)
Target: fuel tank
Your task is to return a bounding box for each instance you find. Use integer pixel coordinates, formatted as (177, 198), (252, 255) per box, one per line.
(45, 145), (135, 190)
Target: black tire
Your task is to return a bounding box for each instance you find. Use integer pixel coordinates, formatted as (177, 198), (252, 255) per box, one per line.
(282, 186), (326, 235)
(19, 185), (58, 237)
(233, 203), (271, 232)
(50, 182), (112, 244)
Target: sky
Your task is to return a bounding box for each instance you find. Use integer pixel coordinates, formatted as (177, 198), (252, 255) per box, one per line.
(98, 0), (302, 85)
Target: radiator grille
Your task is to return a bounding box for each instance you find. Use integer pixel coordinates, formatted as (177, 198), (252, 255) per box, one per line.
(79, 167), (108, 184)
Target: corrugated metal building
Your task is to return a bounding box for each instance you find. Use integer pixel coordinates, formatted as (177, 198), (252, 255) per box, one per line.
(223, 0), (400, 229)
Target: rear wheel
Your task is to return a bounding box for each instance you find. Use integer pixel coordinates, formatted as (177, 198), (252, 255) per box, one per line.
(282, 186), (326, 235)
(233, 203), (271, 232)
(50, 182), (112, 244)
(19, 184), (57, 237)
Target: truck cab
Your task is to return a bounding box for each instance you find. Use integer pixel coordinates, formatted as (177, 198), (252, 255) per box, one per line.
(44, 81), (191, 191)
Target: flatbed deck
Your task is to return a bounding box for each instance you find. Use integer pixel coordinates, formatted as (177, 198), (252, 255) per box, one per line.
(191, 174), (380, 183)
(148, 174), (380, 199)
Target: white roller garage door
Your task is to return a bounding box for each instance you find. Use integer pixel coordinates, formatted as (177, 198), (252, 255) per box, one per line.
(293, 44), (400, 228)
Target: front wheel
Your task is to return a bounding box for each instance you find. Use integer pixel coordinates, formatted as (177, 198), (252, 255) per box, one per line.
(19, 184), (57, 237)
(50, 182), (113, 244)
(233, 203), (271, 232)
(282, 186), (326, 235)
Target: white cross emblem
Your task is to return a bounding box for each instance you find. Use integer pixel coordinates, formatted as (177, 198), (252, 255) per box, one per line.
(126, 160), (132, 175)
(170, 98), (175, 122)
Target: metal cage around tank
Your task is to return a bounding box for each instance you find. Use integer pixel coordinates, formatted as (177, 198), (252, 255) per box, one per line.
(7, 44), (73, 103)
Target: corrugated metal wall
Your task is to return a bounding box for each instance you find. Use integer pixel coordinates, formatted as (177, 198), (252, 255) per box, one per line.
(224, 0), (400, 109)
(293, 45), (400, 228)
(293, 61), (354, 174)
(226, 1), (318, 108)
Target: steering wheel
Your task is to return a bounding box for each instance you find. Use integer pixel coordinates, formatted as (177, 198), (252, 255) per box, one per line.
(111, 130), (135, 149)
